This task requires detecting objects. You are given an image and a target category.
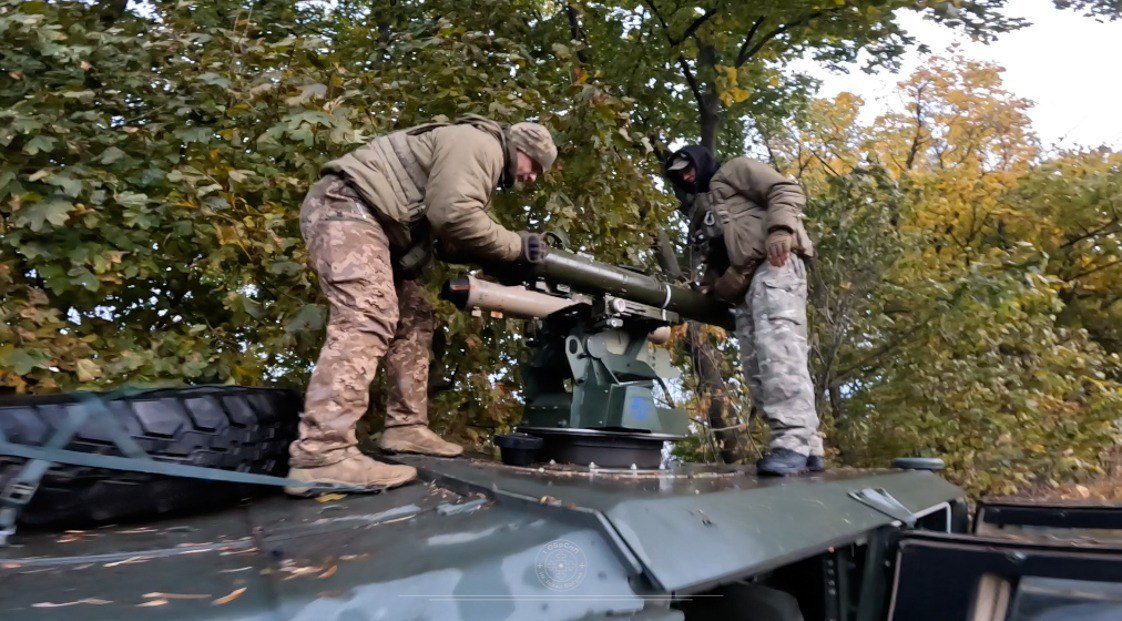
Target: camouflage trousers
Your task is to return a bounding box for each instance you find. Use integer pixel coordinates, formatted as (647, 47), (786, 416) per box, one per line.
(289, 175), (434, 468)
(733, 256), (824, 458)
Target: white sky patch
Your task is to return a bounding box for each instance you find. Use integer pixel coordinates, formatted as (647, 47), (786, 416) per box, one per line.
(794, 0), (1122, 149)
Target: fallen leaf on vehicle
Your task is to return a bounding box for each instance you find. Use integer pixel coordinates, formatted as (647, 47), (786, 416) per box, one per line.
(318, 565), (338, 579)
(211, 587), (247, 606)
(144, 592), (209, 600)
(281, 565), (322, 580)
(32, 598), (112, 608)
(315, 493), (347, 503)
(219, 546), (259, 556)
(103, 555), (152, 568)
(219, 566), (253, 573)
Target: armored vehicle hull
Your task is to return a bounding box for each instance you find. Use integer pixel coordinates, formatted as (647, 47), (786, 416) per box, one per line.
(1, 452), (965, 621)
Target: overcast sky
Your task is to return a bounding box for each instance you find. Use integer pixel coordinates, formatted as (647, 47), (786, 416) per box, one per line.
(796, 0), (1122, 150)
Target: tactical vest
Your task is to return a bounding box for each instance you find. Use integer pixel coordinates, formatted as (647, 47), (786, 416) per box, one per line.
(684, 193), (730, 283)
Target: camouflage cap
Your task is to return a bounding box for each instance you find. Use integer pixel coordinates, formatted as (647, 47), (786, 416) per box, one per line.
(509, 122), (558, 171)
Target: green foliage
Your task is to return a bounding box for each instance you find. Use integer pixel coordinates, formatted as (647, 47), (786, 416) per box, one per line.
(1005, 151), (1122, 360)
(0, 0), (669, 444)
(765, 54), (1122, 496)
(2, 0), (1118, 497)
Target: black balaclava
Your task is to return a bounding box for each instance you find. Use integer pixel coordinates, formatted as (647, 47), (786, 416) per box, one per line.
(664, 145), (720, 201)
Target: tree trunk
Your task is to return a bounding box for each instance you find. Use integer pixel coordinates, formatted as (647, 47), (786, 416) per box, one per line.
(653, 230), (682, 280)
(688, 323), (746, 463)
(699, 94), (721, 152)
(653, 221), (742, 463)
(697, 43), (723, 151)
(686, 44), (743, 463)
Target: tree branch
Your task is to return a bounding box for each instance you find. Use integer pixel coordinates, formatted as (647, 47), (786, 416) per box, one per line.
(641, 0), (718, 47)
(674, 6), (719, 46)
(564, 1), (591, 65)
(1060, 218), (1121, 250)
(641, 0), (673, 43)
(735, 17), (766, 67)
(1067, 259), (1122, 281)
(906, 83), (928, 170)
(677, 55), (704, 108)
(736, 10), (827, 68)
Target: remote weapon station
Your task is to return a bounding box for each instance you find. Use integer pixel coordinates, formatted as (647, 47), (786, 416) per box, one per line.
(442, 246), (734, 468)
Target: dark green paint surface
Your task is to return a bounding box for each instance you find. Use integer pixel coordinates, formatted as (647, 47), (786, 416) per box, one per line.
(1, 455), (963, 620)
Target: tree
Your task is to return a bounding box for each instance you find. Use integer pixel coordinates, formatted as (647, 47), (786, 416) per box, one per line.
(3, 0), (1119, 495)
(1005, 150), (1122, 360)
(761, 53), (1122, 495)
(0, 0), (667, 444)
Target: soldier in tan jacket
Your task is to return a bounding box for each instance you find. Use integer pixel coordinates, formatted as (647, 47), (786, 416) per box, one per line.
(664, 145), (825, 476)
(286, 115), (557, 495)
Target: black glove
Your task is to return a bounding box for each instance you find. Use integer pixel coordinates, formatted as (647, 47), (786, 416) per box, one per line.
(480, 261), (534, 287)
(519, 231), (547, 264)
(433, 237), (474, 265)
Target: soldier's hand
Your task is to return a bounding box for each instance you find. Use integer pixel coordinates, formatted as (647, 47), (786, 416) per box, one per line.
(481, 261), (532, 287)
(519, 231), (547, 264)
(712, 268), (749, 303)
(765, 229), (793, 267)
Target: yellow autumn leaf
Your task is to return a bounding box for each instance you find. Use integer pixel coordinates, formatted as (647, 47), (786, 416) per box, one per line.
(76, 359), (101, 382)
(215, 225), (240, 245)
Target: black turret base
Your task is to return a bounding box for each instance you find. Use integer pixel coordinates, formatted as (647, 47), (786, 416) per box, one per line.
(518, 427), (679, 469)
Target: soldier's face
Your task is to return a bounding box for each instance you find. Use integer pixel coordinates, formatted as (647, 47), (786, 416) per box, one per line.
(516, 150), (543, 185)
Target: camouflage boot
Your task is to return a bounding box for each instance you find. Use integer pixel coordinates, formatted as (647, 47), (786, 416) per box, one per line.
(285, 453), (418, 497)
(380, 425), (464, 457)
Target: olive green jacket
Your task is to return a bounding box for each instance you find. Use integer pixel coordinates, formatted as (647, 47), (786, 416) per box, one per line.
(321, 115), (521, 263)
(707, 157), (814, 271)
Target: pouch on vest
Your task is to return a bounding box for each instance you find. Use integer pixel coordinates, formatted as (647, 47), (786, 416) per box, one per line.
(393, 220), (433, 281)
(688, 207), (730, 282)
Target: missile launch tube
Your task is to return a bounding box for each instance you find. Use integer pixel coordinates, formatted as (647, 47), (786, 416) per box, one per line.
(442, 276), (675, 344)
(534, 249), (735, 329)
(441, 276), (578, 319)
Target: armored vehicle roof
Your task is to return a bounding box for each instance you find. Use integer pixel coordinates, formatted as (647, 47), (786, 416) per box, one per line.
(0, 454), (962, 621)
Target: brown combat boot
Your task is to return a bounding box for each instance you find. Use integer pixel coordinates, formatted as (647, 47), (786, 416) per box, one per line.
(285, 453), (418, 497)
(379, 425), (464, 457)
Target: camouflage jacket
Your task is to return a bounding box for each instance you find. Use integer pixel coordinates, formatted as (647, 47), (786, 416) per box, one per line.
(321, 115), (522, 263)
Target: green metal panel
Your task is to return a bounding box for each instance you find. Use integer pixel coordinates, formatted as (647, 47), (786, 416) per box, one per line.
(0, 454), (964, 620)
(396, 456), (965, 593)
(0, 481), (649, 621)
